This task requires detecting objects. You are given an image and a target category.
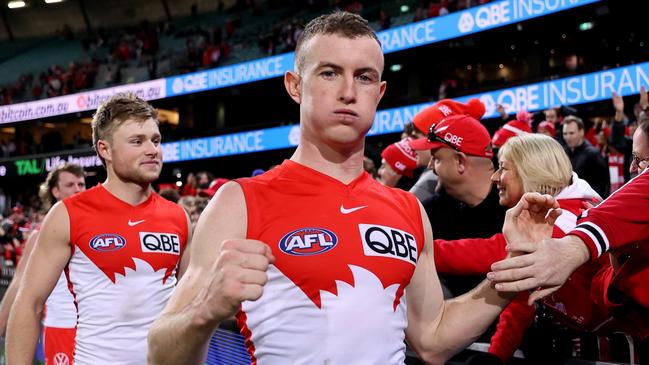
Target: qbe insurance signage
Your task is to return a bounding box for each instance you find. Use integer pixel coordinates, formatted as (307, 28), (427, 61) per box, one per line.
(159, 62), (649, 162)
(378, 0), (600, 53)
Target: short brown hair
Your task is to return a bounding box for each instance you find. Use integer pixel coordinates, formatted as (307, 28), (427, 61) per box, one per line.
(563, 115), (584, 130)
(39, 163), (85, 211)
(92, 93), (158, 164)
(294, 11), (380, 73)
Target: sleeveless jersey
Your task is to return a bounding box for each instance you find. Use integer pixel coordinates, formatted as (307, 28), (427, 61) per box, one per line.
(63, 185), (188, 365)
(236, 160), (425, 365)
(43, 271), (77, 328)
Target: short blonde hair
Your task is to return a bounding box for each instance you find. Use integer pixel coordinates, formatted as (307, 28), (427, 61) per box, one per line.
(499, 134), (572, 196)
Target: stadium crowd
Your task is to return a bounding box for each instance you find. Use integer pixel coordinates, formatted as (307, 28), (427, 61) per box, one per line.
(0, 0), (492, 106)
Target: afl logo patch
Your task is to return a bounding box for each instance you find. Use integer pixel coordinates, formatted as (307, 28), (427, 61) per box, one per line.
(279, 228), (338, 256)
(89, 234), (126, 252)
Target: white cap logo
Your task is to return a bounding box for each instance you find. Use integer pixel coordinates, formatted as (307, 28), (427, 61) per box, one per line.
(438, 105), (453, 117)
(458, 12), (475, 33)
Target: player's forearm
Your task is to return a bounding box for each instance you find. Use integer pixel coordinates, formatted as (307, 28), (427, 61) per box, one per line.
(5, 299), (43, 365)
(0, 279), (19, 335)
(423, 280), (515, 364)
(148, 304), (218, 365)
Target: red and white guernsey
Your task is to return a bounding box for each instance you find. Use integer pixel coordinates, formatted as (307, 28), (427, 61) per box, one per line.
(63, 185), (188, 365)
(236, 160), (425, 365)
(43, 272), (76, 328)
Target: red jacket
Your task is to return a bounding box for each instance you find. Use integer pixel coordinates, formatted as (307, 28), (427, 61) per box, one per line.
(434, 174), (610, 361)
(569, 169), (649, 335)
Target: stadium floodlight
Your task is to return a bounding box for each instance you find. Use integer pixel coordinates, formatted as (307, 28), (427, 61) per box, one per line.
(579, 22), (594, 31)
(400, 5), (409, 13)
(390, 64), (402, 72)
(7, 1), (26, 8)
(45, 0), (63, 3)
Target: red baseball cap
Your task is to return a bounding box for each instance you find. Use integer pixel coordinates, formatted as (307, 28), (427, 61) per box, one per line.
(381, 138), (418, 177)
(491, 120), (532, 148)
(412, 98), (486, 134)
(409, 115), (493, 158)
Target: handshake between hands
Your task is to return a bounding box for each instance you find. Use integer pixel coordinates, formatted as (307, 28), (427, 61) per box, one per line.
(486, 193), (589, 305)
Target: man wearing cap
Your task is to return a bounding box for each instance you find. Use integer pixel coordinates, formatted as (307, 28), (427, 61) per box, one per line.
(409, 100), (508, 302)
(378, 138), (418, 189)
(409, 100), (506, 243)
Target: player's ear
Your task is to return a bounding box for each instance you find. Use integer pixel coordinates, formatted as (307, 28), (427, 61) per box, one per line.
(97, 139), (112, 163)
(378, 80), (387, 101)
(284, 71), (301, 104)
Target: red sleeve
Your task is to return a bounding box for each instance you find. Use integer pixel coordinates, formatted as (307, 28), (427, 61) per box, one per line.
(433, 233), (507, 275)
(488, 292), (535, 362)
(568, 171), (649, 261)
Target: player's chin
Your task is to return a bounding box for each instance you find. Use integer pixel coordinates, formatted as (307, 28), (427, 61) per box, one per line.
(136, 168), (162, 183)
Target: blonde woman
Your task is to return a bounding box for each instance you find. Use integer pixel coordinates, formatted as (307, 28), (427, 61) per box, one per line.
(434, 134), (612, 362)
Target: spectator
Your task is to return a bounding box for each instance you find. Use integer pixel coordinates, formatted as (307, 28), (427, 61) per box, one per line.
(362, 156), (378, 179)
(159, 188), (181, 203)
(409, 100), (506, 297)
(378, 138), (418, 189)
(544, 107), (564, 144)
(491, 117), (532, 149)
(537, 121), (556, 138)
(378, 9), (391, 30)
(563, 115), (610, 197)
(435, 134), (609, 363)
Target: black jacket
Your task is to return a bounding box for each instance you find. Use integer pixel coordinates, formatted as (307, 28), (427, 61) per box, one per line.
(423, 185), (506, 241)
(565, 140), (610, 197)
(422, 185), (507, 297)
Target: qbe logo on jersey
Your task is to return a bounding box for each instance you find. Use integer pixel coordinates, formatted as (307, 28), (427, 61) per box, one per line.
(359, 224), (417, 265)
(139, 232), (181, 255)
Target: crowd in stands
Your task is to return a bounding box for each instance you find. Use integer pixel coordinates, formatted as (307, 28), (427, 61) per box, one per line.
(0, 0), (492, 107)
(0, 130), (91, 158)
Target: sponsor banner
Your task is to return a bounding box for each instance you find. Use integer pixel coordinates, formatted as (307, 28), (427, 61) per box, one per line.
(161, 124), (300, 163)
(2, 0), (598, 123)
(165, 0), (599, 96)
(460, 61), (649, 117)
(0, 79), (166, 125)
(0, 94), (75, 125)
(162, 61), (649, 163)
(380, 0), (599, 53)
(4, 61), (646, 168)
(0, 151), (102, 178)
(72, 79), (166, 112)
(165, 54), (294, 96)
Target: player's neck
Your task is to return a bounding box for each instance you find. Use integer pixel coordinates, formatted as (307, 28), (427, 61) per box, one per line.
(102, 174), (152, 206)
(291, 140), (365, 184)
